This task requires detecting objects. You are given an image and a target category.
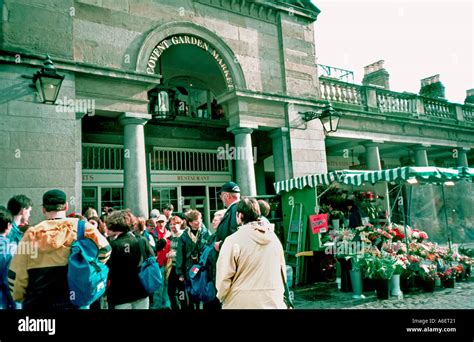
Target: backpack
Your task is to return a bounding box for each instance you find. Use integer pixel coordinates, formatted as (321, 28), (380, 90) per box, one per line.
(137, 236), (163, 294)
(68, 220), (109, 307)
(186, 243), (216, 303)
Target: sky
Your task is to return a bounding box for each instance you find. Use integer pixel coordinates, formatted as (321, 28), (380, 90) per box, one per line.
(311, 0), (473, 103)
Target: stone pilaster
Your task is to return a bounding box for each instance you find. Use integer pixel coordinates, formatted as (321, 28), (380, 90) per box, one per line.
(269, 127), (291, 182)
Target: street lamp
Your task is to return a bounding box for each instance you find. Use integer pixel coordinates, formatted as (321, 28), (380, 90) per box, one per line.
(300, 103), (341, 134)
(148, 86), (176, 121)
(32, 55), (65, 104)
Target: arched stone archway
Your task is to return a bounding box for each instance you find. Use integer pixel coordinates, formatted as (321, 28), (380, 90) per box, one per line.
(136, 21), (246, 92)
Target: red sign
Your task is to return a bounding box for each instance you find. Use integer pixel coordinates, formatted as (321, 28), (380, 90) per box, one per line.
(310, 214), (328, 234)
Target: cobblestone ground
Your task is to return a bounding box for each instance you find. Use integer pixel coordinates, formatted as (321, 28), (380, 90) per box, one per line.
(293, 277), (474, 309)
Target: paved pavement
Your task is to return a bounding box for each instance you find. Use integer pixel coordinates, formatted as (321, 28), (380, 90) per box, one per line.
(293, 277), (474, 309)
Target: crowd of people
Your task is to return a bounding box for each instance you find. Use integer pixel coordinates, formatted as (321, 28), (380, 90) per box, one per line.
(0, 182), (289, 310)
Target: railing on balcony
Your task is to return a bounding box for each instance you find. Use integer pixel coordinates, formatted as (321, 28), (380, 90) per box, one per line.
(376, 89), (417, 114)
(82, 143), (124, 170)
(462, 105), (474, 122)
(151, 147), (230, 173)
(318, 77), (472, 123)
(319, 77), (363, 105)
(422, 98), (456, 120)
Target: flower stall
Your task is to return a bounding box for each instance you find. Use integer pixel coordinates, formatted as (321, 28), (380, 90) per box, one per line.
(274, 166), (474, 292)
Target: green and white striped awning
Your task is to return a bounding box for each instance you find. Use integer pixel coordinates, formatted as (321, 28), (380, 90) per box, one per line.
(274, 166), (474, 194)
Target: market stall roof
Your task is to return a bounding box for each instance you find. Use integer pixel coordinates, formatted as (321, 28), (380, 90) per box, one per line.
(274, 166), (474, 194)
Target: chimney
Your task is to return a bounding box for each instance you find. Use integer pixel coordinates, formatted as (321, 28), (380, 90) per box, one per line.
(464, 88), (474, 105)
(362, 60), (390, 90)
(419, 74), (445, 99)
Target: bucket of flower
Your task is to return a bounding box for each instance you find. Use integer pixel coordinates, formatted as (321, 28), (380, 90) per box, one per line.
(418, 263), (437, 292)
(440, 267), (456, 288)
(348, 254), (366, 299)
(361, 251), (396, 300)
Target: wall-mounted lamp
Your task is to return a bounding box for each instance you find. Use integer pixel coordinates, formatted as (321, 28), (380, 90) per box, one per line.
(32, 55), (65, 104)
(148, 86), (176, 121)
(299, 103), (341, 134)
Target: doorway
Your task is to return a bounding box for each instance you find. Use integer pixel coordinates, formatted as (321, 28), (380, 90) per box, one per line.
(181, 185), (207, 213)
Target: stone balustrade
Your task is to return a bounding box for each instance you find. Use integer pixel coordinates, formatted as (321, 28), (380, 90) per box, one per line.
(318, 77), (472, 123)
(462, 105), (474, 122)
(375, 89), (417, 114)
(319, 76), (363, 105)
(422, 98), (456, 120)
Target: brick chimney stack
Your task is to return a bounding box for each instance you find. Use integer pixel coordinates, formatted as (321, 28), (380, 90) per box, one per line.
(464, 88), (474, 105)
(362, 60), (390, 90)
(419, 74), (445, 99)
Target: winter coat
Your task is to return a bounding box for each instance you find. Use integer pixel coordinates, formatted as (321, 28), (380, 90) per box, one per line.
(156, 228), (171, 267)
(9, 218), (111, 309)
(107, 231), (154, 306)
(168, 230), (183, 267)
(175, 227), (210, 281)
(216, 221), (286, 309)
(348, 205), (363, 228)
(0, 236), (15, 309)
(215, 201), (239, 246)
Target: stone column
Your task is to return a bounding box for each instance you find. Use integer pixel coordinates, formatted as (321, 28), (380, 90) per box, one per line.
(254, 159), (267, 195)
(228, 126), (257, 197)
(269, 127), (291, 182)
(411, 145), (439, 231)
(456, 148), (469, 167)
(365, 142), (382, 170)
(413, 145), (430, 166)
(364, 142), (390, 219)
(119, 112), (151, 218)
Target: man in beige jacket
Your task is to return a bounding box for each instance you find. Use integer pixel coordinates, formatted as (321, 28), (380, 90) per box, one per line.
(216, 198), (287, 309)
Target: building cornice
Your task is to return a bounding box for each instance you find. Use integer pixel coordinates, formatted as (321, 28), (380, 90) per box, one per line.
(0, 49), (162, 85)
(194, 0), (319, 24)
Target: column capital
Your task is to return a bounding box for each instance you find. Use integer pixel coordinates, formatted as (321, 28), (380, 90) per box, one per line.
(119, 112), (152, 126)
(227, 126), (254, 135)
(363, 140), (384, 148)
(269, 127), (289, 139)
(456, 146), (471, 152)
(411, 144), (431, 151)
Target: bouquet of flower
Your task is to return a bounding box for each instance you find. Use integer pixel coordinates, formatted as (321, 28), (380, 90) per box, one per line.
(388, 225), (405, 242)
(402, 254), (421, 279)
(439, 266), (457, 281)
(360, 251), (396, 280)
(419, 263), (437, 281)
(411, 229), (429, 243)
(329, 228), (355, 243)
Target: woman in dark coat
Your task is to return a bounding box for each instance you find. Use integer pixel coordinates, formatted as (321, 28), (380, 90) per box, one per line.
(176, 210), (210, 310)
(106, 209), (154, 309)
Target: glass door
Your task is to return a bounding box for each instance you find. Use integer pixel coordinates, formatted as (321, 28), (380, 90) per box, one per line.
(181, 186), (207, 227)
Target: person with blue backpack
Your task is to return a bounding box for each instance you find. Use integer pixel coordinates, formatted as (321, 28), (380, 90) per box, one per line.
(176, 209), (210, 310)
(8, 189), (111, 310)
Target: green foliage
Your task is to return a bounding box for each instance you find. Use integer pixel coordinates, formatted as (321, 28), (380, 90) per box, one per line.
(360, 253), (396, 280)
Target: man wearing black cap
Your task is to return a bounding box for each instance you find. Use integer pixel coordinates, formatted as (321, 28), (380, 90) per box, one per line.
(201, 182), (241, 310)
(8, 189), (111, 309)
(214, 181), (241, 251)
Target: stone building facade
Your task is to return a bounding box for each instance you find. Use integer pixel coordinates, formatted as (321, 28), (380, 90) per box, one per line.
(1, 0), (473, 228)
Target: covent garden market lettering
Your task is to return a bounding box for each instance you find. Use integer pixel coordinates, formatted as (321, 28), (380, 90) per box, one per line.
(146, 35), (235, 90)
